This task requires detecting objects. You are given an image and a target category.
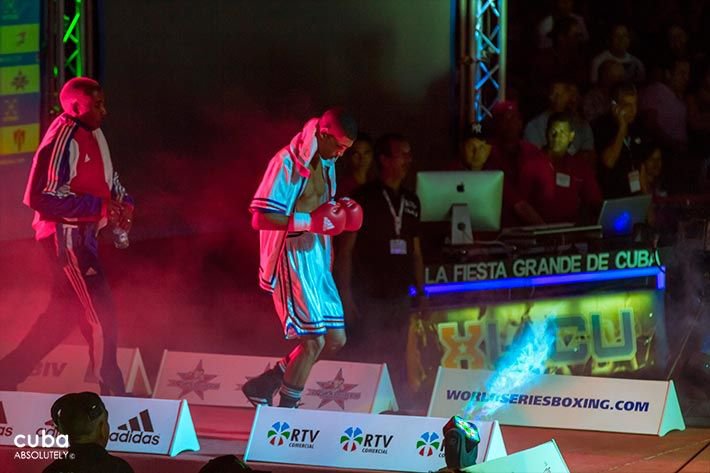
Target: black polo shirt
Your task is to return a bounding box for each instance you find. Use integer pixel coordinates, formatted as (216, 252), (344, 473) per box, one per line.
(43, 442), (134, 473)
(351, 180), (421, 300)
(593, 113), (647, 199)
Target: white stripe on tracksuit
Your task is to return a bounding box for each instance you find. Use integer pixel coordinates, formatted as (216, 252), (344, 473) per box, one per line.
(61, 226), (105, 382)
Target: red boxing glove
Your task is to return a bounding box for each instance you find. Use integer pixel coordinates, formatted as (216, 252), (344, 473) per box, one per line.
(338, 197), (364, 232)
(289, 201), (346, 236)
(310, 201), (347, 235)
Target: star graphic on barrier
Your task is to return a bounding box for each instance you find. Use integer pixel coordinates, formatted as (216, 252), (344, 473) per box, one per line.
(235, 363), (273, 390)
(11, 71), (29, 91)
(306, 368), (361, 409)
(167, 360), (220, 400)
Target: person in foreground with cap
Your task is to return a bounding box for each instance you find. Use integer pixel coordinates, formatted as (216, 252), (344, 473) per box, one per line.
(44, 392), (134, 473)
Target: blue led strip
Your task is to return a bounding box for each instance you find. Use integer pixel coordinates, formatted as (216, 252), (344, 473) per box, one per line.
(412, 266), (666, 296)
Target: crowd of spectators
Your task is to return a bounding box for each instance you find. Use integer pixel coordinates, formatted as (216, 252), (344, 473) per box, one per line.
(332, 0), (710, 409)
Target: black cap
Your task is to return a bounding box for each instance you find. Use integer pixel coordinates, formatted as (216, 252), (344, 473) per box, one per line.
(51, 392), (106, 436)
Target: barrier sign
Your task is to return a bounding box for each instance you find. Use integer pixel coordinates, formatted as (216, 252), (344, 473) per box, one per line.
(153, 350), (397, 412)
(428, 368), (685, 436)
(0, 391), (199, 456)
(463, 440), (569, 473)
(17, 344), (151, 396)
(245, 405), (507, 472)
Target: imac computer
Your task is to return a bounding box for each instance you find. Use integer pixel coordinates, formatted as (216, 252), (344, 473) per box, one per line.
(416, 170), (503, 244)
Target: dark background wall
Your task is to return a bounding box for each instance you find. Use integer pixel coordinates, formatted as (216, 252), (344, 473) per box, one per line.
(99, 0), (453, 239)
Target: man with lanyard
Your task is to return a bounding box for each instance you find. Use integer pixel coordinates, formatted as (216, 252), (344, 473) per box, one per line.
(593, 82), (648, 198)
(336, 133), (425, 406)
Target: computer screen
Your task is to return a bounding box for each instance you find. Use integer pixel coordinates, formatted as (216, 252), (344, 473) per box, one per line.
(416, 171), (504, 231)
(598, 194), (652, 237)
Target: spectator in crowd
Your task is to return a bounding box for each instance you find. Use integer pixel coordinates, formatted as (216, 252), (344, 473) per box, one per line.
(583, 59), (625, 122)
(524, 78), (595, 164)
(590, 23), (646, 84)
(666, 23), (690, 61)
(593, 82), (648, 198)
(639, 57), (690, 154)
(335, 133), (425, 408)
(44, 392), (134, 473)
(520, 112), (602, 224)
(337, 133), (374, 198)
(456, 123), (492, 171)
(530, 16), (589, 112)
(687, 62), (710, 155)
(537, 0), (589, 49)
(631, 140), (665, 197)
(198, 455), (257, 472)
(487, 101), (546, 226)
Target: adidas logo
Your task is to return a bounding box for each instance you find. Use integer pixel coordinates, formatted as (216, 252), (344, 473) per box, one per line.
(36, 418), (60, 436)
(0, 402), (13, 436)
(85, 267), (97, 276)
(323, 218), (334, 231)
(109, 409), (160, 445)
(84, 153), (91, 163)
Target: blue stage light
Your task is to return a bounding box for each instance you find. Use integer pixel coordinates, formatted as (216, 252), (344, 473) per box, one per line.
(413, 266), (665, 296)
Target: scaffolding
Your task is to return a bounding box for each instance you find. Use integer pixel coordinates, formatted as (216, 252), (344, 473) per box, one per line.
(42, 0), (97, 127)
(457, 0), (507, 128)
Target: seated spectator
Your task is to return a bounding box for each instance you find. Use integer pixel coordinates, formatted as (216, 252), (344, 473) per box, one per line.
(583, 59), (625, 122)
(536, 0), (589, 49)
(44, 392), (134, 473)
(530, 16), (589, 112)
(198, 454), (255, 472)
(524, 79), (595, 163)
(687, 62), (710, 155)
(639, 57), (690, 154)
(456, 123), (492, 171)
(337, 132), (374, 197)
(590, 24), (646, 84)
(593, 82), (648, 198)
(520, 112), (602, 224)
(631, 140), (665, 197)
(487, 101), (545, 226)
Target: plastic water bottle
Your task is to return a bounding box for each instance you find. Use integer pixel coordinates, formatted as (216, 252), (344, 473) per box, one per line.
(112, 227), (130, 249)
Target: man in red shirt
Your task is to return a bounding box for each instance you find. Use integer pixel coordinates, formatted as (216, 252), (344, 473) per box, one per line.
(0, 78), (133, 395)
(486, 101), (546, 227)
(520, 112), (602, 224)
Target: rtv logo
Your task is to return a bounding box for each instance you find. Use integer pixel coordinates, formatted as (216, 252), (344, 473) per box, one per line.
(416, 431), (443, 457)
(340, 426), (394, 455)
(266, 421), (320, 449)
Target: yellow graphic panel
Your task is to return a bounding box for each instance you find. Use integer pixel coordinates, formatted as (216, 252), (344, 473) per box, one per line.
(0, 24), (40, 54)
(0, 123), (39, 155)
(0, 64), (39, 95)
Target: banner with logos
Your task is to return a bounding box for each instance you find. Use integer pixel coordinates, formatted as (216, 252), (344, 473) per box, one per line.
(16, 344), (151, 396)
(245, 405), (507, 472)
(421, 290), (667, 378)
(0, 391), (199, 456)
(153, 350), (398, 413)
(0, 0), (40, 240)
(463, 440), (569, 473)
(428, 368), (685, 436)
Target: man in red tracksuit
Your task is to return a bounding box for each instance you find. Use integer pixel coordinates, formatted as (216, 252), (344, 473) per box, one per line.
(0, 77), (133, 395)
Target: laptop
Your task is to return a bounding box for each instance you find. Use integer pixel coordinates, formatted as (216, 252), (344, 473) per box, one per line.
(500, 195), (652, 239)
(597, 194), (652, 237)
